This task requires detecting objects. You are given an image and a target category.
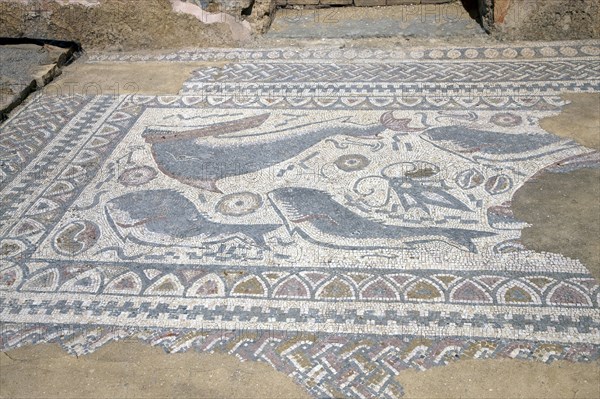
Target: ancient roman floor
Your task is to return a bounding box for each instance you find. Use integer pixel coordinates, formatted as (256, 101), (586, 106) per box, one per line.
(1, 40), (599, 398)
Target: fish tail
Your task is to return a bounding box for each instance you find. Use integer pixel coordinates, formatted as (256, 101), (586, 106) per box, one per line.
(445, 230), (495, 253)
(348, 124), (387, 137)
(242, 224), (281, 247)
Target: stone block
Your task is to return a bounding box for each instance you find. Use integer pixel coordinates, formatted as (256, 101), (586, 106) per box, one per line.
(354, 0), (385, 6)
(287, 0), (319, 4)
(386, 0), (420, 5)
(320, 0), (352, 5)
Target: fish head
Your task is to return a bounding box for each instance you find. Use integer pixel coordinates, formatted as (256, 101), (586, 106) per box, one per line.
(105, 193), (140, 230)
(106, 191), (141, 213)
(105, 190), (175, 226)
(269, 187), (303, 206)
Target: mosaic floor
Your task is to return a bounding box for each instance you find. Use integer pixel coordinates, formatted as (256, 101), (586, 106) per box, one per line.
(1, 40), (599, 398)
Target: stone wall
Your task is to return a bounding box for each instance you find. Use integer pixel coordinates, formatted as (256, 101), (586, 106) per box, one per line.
(276, 0), (453, 9)
(0, 0), (598, 49)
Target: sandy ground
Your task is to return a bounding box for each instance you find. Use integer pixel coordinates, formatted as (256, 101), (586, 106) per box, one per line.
(1, 66), (599, 398)
(397, 358), (600, 399)
(44, 61), (231, 96)
(0, 342), (311, 399)
(514, 93), (600, 281)
(540, 93), (600, 150)
(1, 342), (598, 398)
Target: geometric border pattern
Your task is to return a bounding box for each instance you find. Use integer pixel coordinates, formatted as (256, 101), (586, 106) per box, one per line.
(87, 40), (600, 63)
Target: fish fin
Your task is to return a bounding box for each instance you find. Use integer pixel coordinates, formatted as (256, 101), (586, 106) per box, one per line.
(181, 178), (222, 193)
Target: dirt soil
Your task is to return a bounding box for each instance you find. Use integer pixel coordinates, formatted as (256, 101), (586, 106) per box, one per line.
(397, 358), (600, 399)
(1, 341), (598, 398)
(506, 0), (600, 41)
(0, 0), (236, 51)
(540, 93), (600, 150)
(513, 93), (600, 282)
(0, 342), (311, 399)
(514, 168), (600, 281)
(44, 61), (231, 96)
